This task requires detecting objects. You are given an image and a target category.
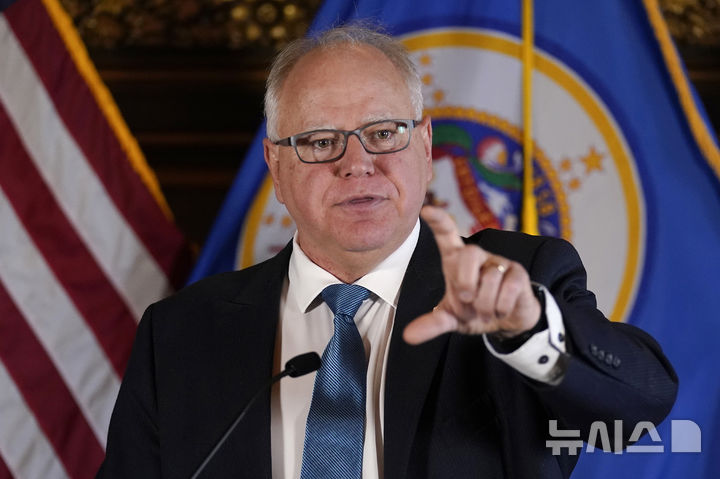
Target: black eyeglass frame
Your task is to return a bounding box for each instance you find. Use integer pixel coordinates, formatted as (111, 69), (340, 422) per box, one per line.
(272, 119), (420, 164)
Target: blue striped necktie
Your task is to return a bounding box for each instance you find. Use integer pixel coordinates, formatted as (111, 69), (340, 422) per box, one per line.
(300, 283), (370, 479)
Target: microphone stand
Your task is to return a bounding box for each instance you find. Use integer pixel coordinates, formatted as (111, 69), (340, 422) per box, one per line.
(189, 352), (321, 479)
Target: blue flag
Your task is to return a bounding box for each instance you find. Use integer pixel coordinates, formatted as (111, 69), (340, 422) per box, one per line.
(190, 1), (720, 476)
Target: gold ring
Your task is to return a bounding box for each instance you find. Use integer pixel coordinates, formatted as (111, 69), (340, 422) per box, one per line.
(494, 263), (507, 274)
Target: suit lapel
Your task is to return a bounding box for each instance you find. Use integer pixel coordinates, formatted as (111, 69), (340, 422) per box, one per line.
(211, 242), (293, 477)
(384, 221), (448, 478)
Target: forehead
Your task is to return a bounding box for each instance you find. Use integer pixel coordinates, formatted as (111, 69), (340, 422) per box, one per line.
(275, 44), (415, 134)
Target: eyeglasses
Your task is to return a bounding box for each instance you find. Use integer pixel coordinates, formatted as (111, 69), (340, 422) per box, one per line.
(273, 119), (419, 164)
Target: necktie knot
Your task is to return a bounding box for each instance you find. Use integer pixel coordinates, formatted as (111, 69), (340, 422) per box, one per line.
(321, 284), (370, 319)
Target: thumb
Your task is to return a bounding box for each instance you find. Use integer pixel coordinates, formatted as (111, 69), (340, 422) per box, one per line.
(403, 307), (459, 345)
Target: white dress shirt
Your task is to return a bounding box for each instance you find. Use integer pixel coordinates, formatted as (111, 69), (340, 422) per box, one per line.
(270, 221), (566, 479)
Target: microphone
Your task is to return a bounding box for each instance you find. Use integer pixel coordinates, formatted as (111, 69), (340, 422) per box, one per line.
(285, 351), (323, 377)
(189, 352), (322, 479)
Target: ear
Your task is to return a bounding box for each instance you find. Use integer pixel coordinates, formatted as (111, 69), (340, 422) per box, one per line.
(263, 137), (285, 204)
(419, 116), (433, 183)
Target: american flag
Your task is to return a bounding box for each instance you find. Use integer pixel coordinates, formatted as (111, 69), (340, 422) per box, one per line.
(0, 0), (192, 477)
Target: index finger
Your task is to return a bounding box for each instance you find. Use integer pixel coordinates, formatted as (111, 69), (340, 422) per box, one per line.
(421, 205), (465, 255)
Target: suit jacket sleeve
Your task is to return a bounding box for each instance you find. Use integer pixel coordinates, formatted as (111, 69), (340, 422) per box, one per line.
(503, 233), (678, 444)
(96, 304), (161, 477)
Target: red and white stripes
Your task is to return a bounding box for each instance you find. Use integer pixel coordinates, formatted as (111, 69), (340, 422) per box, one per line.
(0, 0), (191, 477)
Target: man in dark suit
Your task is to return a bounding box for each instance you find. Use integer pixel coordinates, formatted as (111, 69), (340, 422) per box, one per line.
(98, 24), (677, 478)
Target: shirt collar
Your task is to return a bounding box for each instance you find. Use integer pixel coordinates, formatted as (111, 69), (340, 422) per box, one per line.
(287, 220), (420, 313)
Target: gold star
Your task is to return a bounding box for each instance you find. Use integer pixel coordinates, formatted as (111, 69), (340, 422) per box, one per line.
(560, 157), (572, 172)
(432, 89), (445, 103)
(582, 146), (604, 174)
(422, 74), (433, 86)
(419, 54), (432, 66)
(264, 214), (274, 225)
(568, 178), (581, 190)
(281, 215), (294, 228)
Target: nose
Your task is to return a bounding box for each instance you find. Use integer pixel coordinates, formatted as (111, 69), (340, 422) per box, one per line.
(337, 133), (375, 178)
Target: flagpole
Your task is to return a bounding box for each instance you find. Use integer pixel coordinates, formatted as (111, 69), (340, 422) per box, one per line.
(521, 0), (539, 235)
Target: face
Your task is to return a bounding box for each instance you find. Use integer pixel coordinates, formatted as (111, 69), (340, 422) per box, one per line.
(264, 44), (433, 277)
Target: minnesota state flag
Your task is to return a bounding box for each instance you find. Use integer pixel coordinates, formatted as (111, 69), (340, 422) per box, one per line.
(190, 1), (720, 477)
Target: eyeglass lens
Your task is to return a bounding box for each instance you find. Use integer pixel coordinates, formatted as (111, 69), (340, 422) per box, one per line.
(293, 120), (411, 163)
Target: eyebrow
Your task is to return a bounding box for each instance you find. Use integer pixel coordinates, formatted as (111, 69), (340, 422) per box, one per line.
(297, 115), (399, 133)
(361, 113), (395, 124)
(298, 123), (334, 132)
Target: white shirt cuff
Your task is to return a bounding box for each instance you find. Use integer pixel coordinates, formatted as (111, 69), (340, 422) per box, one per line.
(483, 283), (567, 384)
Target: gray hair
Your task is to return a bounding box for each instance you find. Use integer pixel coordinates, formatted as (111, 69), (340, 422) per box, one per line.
(264, 23), (424, 141)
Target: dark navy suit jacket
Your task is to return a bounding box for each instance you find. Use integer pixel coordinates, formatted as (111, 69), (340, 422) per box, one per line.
(98, 222), (677, 478)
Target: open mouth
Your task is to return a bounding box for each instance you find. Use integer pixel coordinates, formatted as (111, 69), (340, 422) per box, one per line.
(336, 195), (387, 209)
(347, 196), (377, 205)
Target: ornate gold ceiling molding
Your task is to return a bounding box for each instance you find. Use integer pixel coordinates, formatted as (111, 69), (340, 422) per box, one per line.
(661, 0), (720, 46)
(60, 0), (321, 49)
(60, 0), (720, 50)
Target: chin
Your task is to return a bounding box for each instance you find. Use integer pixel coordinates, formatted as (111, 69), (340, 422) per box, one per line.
(337, 224), (406, 254)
